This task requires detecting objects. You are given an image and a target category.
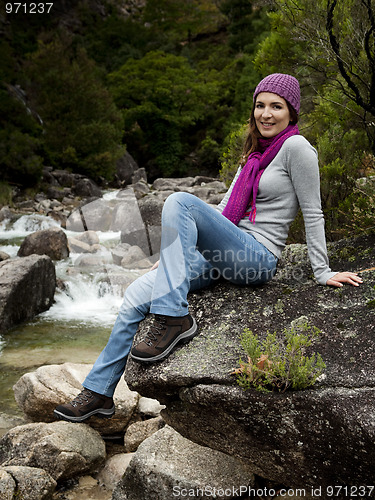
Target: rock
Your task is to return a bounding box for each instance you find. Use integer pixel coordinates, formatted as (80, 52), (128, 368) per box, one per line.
(0, 413), (26, 439)
(137, 194), (163, 227)
(0, 255), (56, 332)
(74, 253), (112, 267)
(51, 169), (78, 187)
(116, 150), (139, 185)
(68, 237), (93, 254)
(17, 227), (69, 260)
(13, 362), (139, 436)
(111, 243), (132, 265)
(68, 231), (100, 254)
(66, 199), (112, 232)
(124, 416), (165, 452)
(112, 425), (254, 500)
(0, 421), (106, 481)
(73, 178), (102, 198)
(0, 468), (15, 500)
(124, 233), (375, 490)
(131, 167), (148, 184)
(137, 396), (166, 417)
(0, 206), (16, 223)
(0, 251), (10, 261)
(120, 246), (148, 268)
(152, 177), (195, 191)
(46, 186), (73, 201)
(96, 453), (135, 491)
(132, 180), (151, 199)
(0, 466), (56, 500)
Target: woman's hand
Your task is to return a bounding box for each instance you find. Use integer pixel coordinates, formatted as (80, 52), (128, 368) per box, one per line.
(326, 272), (363, 287)
(150, 260), (159, 271)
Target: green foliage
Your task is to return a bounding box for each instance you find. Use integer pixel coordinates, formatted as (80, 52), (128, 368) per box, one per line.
(25, 37), (124, 181)
(234, 324), (326, 393)
(218, 0), (270, 53)
(219, 122), (248, 186)
(108, 50), (220, 176)
(0, 182), (14, 206)
(0, 85), (44, 186)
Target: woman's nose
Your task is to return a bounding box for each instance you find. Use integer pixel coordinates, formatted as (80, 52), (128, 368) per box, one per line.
(262, 107), (272, 118)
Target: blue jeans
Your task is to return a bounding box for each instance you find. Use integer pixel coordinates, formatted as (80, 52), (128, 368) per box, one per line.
(83, 192), (277, 396)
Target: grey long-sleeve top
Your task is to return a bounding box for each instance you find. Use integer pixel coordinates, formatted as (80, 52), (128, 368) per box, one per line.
(216, 135), (336, 285)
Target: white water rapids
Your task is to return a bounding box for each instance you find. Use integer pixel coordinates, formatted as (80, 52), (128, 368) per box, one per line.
(0, 190), (149, 419)
(0, 213), (124, 326)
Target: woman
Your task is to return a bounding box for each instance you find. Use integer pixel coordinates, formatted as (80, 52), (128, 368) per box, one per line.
(54, 73), (362, 423)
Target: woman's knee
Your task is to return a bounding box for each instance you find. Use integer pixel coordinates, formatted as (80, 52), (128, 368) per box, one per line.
(121, 270), (155, 311)
(163, 191), (197, 212)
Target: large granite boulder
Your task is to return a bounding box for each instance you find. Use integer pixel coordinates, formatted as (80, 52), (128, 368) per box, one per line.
(0, 421), (105, 481)
(113, 425), (255, 500)
(0, 255), (56, 332)
(0, 466), (56, 500)
(13, 363), (139, 436)
(125, 233), (375, 490)
(115, 150), (139, 185)
(17, 227), (69, 260)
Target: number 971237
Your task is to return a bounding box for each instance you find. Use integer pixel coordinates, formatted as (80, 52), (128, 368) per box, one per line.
(6, 3), (53, 14)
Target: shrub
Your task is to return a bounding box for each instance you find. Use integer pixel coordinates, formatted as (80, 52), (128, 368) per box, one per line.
(233, 323), (326, 393)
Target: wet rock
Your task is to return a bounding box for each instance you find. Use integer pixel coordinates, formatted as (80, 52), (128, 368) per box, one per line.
(0, 206), (16, 223)
(17, 227), (69, 260)
(13, 362), (139, 436)
(0, 465), (56, 500)
(68, 231), (100, 254)
(112, 425), (254, 500)
(96, 453), (134, 491)
(124, 416), (165, 452)
(0, 421), (106, 481)
(0, 255), (56, 332)
(72, 230), (100, 246)
(0, 251), (10, 262)
(111, 243), (132, 265)
(124, 232), (375, 490)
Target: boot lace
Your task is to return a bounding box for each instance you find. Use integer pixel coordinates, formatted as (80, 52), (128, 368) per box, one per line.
(143, 315), (167, 346)
(71, 389), (94, 408)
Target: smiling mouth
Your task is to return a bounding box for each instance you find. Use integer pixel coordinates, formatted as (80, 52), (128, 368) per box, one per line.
(261, 122), (274, 127)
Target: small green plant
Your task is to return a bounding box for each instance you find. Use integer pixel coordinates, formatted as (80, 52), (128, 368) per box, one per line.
(233, 324), (326, 393)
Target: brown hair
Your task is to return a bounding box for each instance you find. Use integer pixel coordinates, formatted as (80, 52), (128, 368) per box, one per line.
(241, 101), (299, 164)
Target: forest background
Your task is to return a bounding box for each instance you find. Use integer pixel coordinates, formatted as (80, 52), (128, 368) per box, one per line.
(1, 0), (374, 242)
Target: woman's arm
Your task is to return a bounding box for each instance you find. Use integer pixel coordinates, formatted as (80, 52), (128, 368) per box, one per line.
(286, 136), (362, 287)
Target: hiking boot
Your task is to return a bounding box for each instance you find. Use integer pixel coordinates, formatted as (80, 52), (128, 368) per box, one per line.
(53, 388), (115, 423)
(130, 314), (197, 362)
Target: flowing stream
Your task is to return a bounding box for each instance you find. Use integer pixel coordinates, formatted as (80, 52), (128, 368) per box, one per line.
(0, 191), (145, 421)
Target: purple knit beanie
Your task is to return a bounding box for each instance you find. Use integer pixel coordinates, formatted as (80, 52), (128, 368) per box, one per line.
(253, 73), (301, 115)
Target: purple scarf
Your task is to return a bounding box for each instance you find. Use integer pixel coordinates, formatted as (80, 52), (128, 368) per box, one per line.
(222, 124), (300, 225)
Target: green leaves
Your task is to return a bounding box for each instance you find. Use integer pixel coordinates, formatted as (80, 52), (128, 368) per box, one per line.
(24, 38), (124, 180)
(233, 324), (326, 393)
(108, 50), (220, 176)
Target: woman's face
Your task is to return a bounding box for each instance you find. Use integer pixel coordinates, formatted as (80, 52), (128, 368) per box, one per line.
(254, 92), (291, 138)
